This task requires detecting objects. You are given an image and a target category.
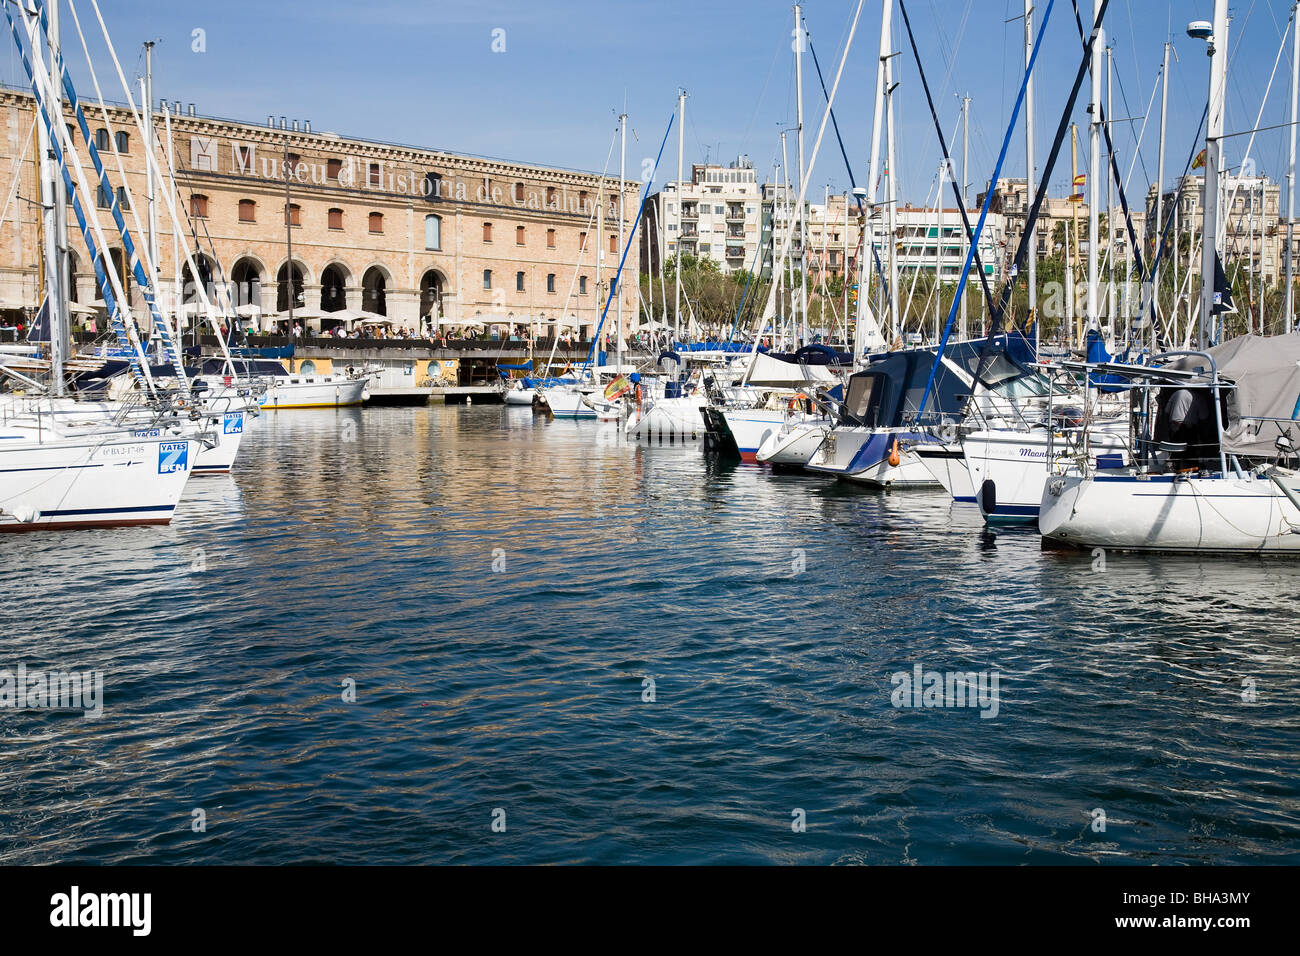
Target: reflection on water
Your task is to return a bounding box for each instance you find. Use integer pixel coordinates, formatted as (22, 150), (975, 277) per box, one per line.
(1, 404), (1298, 864)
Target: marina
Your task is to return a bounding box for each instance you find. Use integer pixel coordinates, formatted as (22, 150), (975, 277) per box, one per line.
(0, 0), (1298, 905)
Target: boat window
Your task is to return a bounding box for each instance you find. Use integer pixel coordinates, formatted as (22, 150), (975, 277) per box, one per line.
(845, 374), (878, 422)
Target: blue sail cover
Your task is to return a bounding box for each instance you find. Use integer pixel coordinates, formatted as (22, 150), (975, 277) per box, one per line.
(1085, 329), (1130, 392)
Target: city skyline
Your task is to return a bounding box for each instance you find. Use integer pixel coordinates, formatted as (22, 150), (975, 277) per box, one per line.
(30, 1), (1300, 210)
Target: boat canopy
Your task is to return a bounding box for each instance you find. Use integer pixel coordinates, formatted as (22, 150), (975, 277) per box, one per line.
(197, 357), (289, 377)
(1169, 333), (1300, 457)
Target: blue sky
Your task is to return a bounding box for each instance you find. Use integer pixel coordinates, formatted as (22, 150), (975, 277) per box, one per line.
(15, 1), (1300, 208)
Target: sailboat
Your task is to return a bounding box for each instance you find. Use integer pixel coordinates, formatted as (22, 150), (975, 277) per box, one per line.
(0, 0), (214, 527)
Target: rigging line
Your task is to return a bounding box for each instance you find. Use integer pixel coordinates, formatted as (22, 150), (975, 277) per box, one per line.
(1144, 104), (1210, 344)
(581, 110), (673, 371)
(1219, 10), (1292, 287)
(803, 23), (894, 313)
(914, 0), (1059, 418)
(979, 0), (1111, 353)
(1068, 1), (1146, 285)
(895, 1), (999, 319)
(1110, 51), (1153, 191)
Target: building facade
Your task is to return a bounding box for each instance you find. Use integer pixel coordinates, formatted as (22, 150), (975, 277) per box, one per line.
(643, 157), (765, 276)
(0, 87), (640, 338)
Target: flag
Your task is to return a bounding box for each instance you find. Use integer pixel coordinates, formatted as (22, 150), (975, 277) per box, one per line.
(1211, 253), (1236, 315)
(1192, 148), (1207, 170)
(1072, 174), (1086, 188)
(604, 374), (632, 401)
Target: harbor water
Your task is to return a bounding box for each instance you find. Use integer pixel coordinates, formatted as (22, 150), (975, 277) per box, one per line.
(2, 405), (1298, 864)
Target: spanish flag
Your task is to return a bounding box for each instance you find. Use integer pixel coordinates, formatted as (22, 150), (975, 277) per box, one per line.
(1072, 174), (1086, 188)
(604, 375), (632, 401)
(1192, 148), (1207, 170)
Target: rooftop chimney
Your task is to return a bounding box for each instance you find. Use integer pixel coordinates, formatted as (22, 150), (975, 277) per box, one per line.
(304, 120), (311, 133)
(291, 119), (299, 132)
(187, 103), (195, 117)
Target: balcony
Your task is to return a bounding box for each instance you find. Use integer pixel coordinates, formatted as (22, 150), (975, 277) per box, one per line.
(681, 205), (699, 220)
(726, 207), (745, 221)
(726, 246), (746, 259)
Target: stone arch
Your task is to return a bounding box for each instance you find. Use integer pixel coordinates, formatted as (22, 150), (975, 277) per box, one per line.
(419, 268), (448, 322)
(275, 258), (311, 313)
(319, 261), (352, 313)
(229, 256), (264, 311)
(361, 263), (392, 316)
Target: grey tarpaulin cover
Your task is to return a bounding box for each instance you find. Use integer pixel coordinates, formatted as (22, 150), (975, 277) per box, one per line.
(1171, 334), (1300, 457)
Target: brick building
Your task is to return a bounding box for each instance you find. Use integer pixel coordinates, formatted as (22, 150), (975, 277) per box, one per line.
(0, 87), (640, 339)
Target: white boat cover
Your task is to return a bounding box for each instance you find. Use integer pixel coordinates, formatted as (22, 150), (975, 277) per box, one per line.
(1173, 333), (1300, 457)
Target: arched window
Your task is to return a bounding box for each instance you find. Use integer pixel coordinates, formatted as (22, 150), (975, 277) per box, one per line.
(285, 202), (301, 226)
(424, 214), (441, 251)
(579, 276), (588, 294)
(114, 130), (129, 153)
(368, 212), (384, 234)
(482, 221), (492, 242)
(424, 171), (442, 200)
(238, 199), (256, 223)
(328, 208), (343, 230)
(516, 225), (525, 245)
(546, 186), (556, 207)
(514, 182), (526, 202)
(327, 158), (342, 182)
(94, 128), (109, 151)
(483, 269), (492, 290)
(191, 194), (209, 218)
(546, 228), (556, 248)
(515, 271), (525, 292)
(116, 186), (129, 211)
(546, 273), (556, 293)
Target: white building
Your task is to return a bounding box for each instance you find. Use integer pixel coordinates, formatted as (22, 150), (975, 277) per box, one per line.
(643, 157), (764, 274)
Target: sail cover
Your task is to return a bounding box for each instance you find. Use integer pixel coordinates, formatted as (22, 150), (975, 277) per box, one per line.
(1173, 334), (1300, 457)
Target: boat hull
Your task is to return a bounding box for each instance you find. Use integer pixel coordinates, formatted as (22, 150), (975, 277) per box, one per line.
(965, 428), (1129, 522)
(1038, 470), (1300, 553)
(0, 432), (199, 532)
(261, 377), (367, 409)
(914, 442), (975, 502)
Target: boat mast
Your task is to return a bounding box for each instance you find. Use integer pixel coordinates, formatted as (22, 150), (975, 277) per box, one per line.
(1154, 40), (1170, 348)
(675, 89), (685, 341)
(794, 4), (808, 346)
(1024, 0), (1037, 346)
(1106, 44), (1116, 328)
(1288, 1), (1299, 334)
(1087, 0), (1104, 344)
(935, 160), (943, 343)
(144, 41), (158, 293)
(862, 0), (891, 350)
(886, 53), (900, 342)
(43, 0), (67, 395)
(1198, 0), (1229, 348)
(960, 92), (970, 341)
(618, 111), (626, 369)
(1070, 122), (1079, 343)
